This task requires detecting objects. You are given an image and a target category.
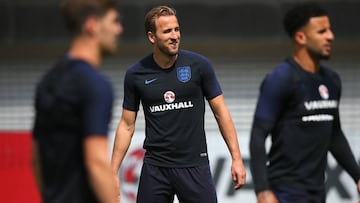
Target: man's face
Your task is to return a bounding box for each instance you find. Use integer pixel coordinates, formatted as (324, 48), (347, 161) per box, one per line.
(96, 9), (123, 55)
(302, 16), (335, 60)
(150, 15), (180, 56)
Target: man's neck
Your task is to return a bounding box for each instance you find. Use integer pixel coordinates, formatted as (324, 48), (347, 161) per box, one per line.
(292, 49), (320, 74)
(68, 37), (101, 68)
(153, 50), (177, 69)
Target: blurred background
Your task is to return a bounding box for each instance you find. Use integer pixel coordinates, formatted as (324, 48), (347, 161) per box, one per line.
(1, 0), (359, 202)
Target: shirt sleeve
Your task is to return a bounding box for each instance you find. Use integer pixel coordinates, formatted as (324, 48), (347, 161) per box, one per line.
(82, 72), (114, 136)
(249, 118), (273, 193)
(253, 68), (293, 121)
(200, 57), (222, 100)
(250, 66), (293, 193)
(329, 110), (360, 183)
(122, 68), (140, 112)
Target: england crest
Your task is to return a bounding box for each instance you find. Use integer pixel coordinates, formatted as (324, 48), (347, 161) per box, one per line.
(177, 66), (191, 83)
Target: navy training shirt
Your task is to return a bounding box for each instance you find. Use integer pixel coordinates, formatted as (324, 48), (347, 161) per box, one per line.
(33, 56), (113, 203)
(123, 49), (222, 167)
(251, 57), (342, 192)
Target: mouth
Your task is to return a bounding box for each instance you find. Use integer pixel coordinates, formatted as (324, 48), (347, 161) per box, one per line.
(170, 42), (177, 47)
(324, 44), (331, 52)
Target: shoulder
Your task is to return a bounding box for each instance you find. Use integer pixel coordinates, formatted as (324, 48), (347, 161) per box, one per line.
(258, 58), (303, 96)
(74, 60), (109, 83)
(177, 49), (212, 68)
(126, 53), (154, 74)
(177, 50), (214, 77)
(179, 49), (210, 63)
(320, 64), (341, 86)
(265, 58), (296, 84)
(179, 49), (207, 59)
(320, 65), (340, 79)
(66, 60), (113, 97)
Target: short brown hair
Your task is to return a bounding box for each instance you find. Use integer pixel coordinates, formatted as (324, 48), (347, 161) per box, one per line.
(144, 5), (176, 34)
(60, 0), (118, 35)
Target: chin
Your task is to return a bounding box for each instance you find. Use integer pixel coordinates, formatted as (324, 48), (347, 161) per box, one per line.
(168, 50), (178, 56)
(311, 51), (331, 60)
(321, 54), (331, 60)
(102, 48), (117, 57)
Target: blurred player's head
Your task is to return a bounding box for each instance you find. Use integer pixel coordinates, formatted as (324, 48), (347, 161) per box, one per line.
(283, 3), (328, 38)
(61, 0), (118, 35)
(284, 3), (334, 60)
(61, 0), (123, 54)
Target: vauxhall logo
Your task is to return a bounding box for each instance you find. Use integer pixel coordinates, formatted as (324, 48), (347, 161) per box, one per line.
(149, 90), (194, 113)
(304, 84), (338, 111)
(302, 84), (337, 122)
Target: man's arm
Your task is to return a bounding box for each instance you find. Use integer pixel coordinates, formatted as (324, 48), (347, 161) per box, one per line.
(31, 140), (43, 195)
(329, 110), (360, 192)
(329, 129), (360, 190)
(111, 109), (137, 200)
(208, 94), (246, 190)
(84, 135), (118, 203)
(250, 118), (280, 203)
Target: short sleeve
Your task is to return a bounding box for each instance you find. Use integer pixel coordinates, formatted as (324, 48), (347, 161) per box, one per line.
(122, 68), (140, 112)
(200, 57), (222, 100)
(81, 70), (114, 136)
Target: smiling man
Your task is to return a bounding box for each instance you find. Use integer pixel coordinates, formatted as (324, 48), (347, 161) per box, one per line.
(111, 5), (246, 203)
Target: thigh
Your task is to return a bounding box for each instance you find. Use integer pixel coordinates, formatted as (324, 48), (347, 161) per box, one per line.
(272, 186), (325, 203)
(136, 163), (174, 203)
(171, 165), (218, 203)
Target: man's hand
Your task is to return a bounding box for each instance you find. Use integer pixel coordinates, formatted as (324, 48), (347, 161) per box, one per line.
(231, 159), (246, 190)
(257, 190), (279, 203)
(357, 179), (360, 203)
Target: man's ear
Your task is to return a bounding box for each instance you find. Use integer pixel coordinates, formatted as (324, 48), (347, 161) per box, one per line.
(84, 16), (98, 35)
(147, 31), (155, 44)
(294, 31), (306, 45)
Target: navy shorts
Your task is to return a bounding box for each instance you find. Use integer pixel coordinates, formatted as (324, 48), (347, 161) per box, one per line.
(136, 163), (218, 203)
(272, 186), (326, 203)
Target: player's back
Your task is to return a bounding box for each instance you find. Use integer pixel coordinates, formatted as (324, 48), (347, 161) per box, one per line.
(33, 56), (102, 203)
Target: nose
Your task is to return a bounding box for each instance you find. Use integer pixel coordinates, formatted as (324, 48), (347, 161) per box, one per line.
(328, 29), (335, 41)
(170, 30), (179, 39)
(117, 23), (124, 36)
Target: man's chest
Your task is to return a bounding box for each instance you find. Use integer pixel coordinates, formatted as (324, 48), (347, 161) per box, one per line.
(134, 66), (202, 104)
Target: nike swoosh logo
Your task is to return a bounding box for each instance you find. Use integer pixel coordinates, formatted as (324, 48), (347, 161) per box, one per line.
(144, 78), (157, 85)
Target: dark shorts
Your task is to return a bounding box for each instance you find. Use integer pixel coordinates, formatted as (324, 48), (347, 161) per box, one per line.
(136, 163), (218, 203)
(272, 186), (326, 203)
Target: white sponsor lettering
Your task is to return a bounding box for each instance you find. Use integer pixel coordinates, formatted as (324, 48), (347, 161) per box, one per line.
(302, 114), (334, 122)
(200, 152), (208, 157)
(149, 101), (194, 113)
(304, 100), (338, 110)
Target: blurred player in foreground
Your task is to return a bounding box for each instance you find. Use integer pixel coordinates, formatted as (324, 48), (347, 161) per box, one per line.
(32, 0), (123, 202)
